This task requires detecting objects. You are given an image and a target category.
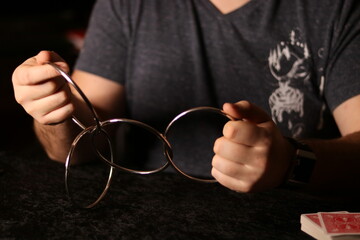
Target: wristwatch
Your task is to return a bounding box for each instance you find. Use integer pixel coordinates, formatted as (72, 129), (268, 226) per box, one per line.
(286, 137), (316, 184)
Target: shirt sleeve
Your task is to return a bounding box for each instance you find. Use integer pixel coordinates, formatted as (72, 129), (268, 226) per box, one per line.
(74, 0), (130, 85)
(324, 0), (360, 111)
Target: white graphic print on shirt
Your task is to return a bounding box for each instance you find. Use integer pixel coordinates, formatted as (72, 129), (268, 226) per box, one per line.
(268, 29), (310, 138)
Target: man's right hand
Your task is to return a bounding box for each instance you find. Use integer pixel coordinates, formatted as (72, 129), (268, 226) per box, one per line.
(12, 50), (74, 125)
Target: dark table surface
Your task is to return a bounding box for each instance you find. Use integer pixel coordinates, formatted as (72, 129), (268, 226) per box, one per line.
(0, 142), (359, 240)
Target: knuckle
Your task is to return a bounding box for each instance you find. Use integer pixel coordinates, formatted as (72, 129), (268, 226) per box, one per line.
(20, 68), (35, 85)
(47, 80), (59, 93)
(61, 104), (75, 119)
(223, 121), (238, 139)
(211, 154), (219, 168)
(242, 183), (254, 193)
(36, 115), (51, 125)
(66, 103), (75, 114)
(61, 103), (75, 118)
(14, 93), (25, 104)
(213, 137), (224, 153)
(260, 130), (272, 147)
(257, 159), (267, 171)
(227, 167), (240, 178)
(56, 90), (71, 106)
(44, 65), (59, 79)
(24, 104), (37, 117)
(252, 153), (268, 171)
(11, 68), (19, 84)
(12, 65), (24, 80)
(212, 155), (237, 176)
(228, 180), (253, 193)
(39, 109), (69, 125)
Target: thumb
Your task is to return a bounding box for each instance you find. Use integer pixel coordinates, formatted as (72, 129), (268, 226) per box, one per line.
(223, 100), (272, 124)
(36, 51), (69, 71)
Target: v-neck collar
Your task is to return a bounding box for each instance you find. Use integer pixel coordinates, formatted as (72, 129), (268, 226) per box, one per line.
(201, 0), (260, 19)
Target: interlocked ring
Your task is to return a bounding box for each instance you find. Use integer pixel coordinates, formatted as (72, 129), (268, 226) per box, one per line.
(48, 62), (234, 208)
(164, 107), (233, 183)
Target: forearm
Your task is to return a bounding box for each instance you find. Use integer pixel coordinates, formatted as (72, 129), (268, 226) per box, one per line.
(34, 119), (79, 162)
(306, 131), (360, 191)
(34, 96), (95, 163)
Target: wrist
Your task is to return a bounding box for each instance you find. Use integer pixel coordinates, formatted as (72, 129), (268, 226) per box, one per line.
(284, 137), (317, 184)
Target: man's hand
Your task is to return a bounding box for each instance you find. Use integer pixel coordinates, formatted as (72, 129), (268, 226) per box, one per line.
(12, 50), (74, 125)
(212, 101), (294, 192)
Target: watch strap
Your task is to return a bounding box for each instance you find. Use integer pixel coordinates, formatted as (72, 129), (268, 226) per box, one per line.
(286, 137), (316, 184)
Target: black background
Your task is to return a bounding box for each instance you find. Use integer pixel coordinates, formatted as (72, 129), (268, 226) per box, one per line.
(0, 0), (96, 150)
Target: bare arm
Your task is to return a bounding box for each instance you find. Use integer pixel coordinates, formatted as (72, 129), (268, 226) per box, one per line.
(212, 95), (360, 193)
(305, 94), (360, 190)
(13, 51), (125, 163)
(35, 70), (126, 163)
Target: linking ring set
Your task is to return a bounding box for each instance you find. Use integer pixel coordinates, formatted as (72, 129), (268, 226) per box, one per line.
(48, 63), (234, 208)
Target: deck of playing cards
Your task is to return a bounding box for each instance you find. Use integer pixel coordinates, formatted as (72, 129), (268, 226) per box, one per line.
(301, 212), (360, 239)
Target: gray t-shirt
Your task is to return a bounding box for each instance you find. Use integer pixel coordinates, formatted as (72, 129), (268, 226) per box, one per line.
(75, 0), (360, 176)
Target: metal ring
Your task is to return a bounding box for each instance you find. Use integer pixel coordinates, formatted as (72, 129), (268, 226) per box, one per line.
(46, 62), (236, 207)
(94, 118), (172, 175)
(65, 118), (174, 208)
(46, 62), (102, 130)
(164, 106), (235, 183)
(65, 125), (115, 209)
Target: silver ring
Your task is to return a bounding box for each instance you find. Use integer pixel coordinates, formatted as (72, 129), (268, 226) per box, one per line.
(164, 107), (235, 183)
(65, 125), (114, 208)
(47, 62), (235, 208)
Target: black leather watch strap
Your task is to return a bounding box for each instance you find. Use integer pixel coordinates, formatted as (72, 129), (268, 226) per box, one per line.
(286, 137), (316, 184)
